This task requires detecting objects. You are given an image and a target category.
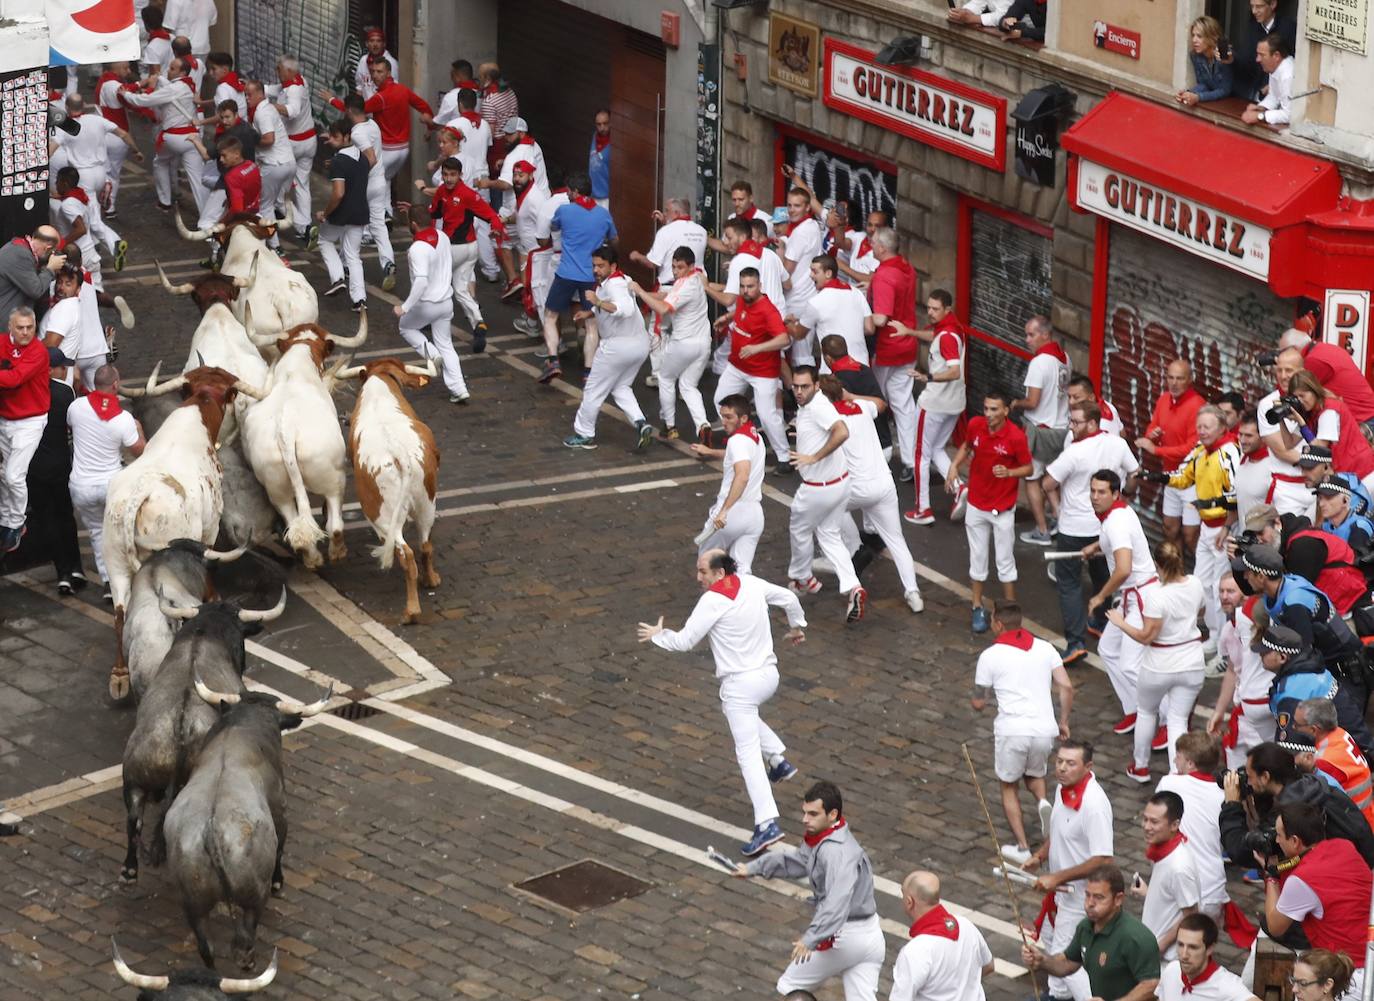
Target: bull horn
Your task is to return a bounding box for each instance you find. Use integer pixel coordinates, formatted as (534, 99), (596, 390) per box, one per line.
(194, 675), (242, 707)
(174, 210), (213, 242)
(335, 365), (365, 381)
(119, 360), (161, 398)
(156, 260), (195, 295)
(145, 373), (189, 398)
(280, 203), (294, 231)
(195, 350), (207, 368)
(238, 587), (287, 623)
(158, 598), (199, 620)
(330, 308), (368, 349)
(243, 301), (280, 347)
(276, 682), (334, 718)
(203, 544), (247, 563)
(232, 252), (258, 289)
(403, 359), (438, 378)
(111, 939), (169, 992)
(219, 950), (279, 994)
(232, 378), (268, 401)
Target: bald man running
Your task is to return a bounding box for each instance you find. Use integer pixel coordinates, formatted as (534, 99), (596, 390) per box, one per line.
(891, 871), (994, 1001)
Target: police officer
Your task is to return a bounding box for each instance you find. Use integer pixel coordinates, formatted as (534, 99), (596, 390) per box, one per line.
(1253, 624), (1373, 758)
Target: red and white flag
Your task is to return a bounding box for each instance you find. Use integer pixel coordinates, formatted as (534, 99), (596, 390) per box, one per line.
(49, 0), (140, 67)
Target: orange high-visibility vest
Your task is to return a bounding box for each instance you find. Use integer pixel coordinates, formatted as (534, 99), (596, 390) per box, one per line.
(1316, 727), (1374, 831)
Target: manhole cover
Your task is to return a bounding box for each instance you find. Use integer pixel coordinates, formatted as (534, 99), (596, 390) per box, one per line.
(514, 859), (652, 912)
(329, 701), (381, 720)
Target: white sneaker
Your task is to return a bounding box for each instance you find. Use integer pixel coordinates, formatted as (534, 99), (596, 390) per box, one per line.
(904, 590), (924, 613)
(1037, 798), (1053, 837)
(812, 557), (835, 575)
(645, 373), (660, 387)
(1000, 844), (1033, 866)
(114, 295), (136, 329)
(950, 482), (968, 522)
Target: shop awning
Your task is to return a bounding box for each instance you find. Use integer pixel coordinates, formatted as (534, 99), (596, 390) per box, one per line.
(1061, 91), (1341, 230)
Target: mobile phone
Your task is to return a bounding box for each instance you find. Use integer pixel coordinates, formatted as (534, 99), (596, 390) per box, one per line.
(1218, 37), (1232, 59)
(1132, 872), (1144, 889)
(947, 0), (957, 8)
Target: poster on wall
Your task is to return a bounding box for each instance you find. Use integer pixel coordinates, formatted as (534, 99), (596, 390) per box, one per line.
(696, 43), (722, 239)
(0, 68), (50, 240)
(1307, 0), (1368, 54)
(776, 127), (897, 229)
(767, 13), (820, 98)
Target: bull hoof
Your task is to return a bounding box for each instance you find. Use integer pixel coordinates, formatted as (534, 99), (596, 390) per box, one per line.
(108, 666), (131, 702)
(401, 609), (420, 626)
(299, 548), (323, 570)
(328, 535), (346, 562)
(422, 572), (441, 588)
(119, 866), (138, 882)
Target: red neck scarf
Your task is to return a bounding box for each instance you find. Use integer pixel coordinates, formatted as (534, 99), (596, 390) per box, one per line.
(856, 236), (872, 258)
(183, 55), (199, 72)
(148, 28), (170, 40)
(63, 187), (89, 204)
(284, 74), (305, 89)
(1188, 770), (1214, 781)
(828, 356), (860, 372)
(1243, 444), (1271, 463)
(221, 71), (244, 92)
(1034, 341), (1068, 363)
(708, 573), (741, 599)
(1097, 396), (1115, 420)
(454, 78), (480, 91)
(821, 278), (849, 292)
(787, 217), (811, 237)
(909, 904), (960, 941)
(593, 130), (610, 152)
(731, 419), (760, 443)
(1059, 772), (1093, 810)
(994, 628), (1035, 651)
(460, 110), (483, 128)
(1205, 430), (1238, 455)
(803, 817), (846, 847)
(1145, 831), (1187, 862)
(96, 70), (125, 92)
(87, 391), (123, 421)
(412, 226), (440, 248)
(1096, 498), (1127, 523)
(1181, 960), (1220, 993)
(175, 75), (196, 91)
(737, 239), (764, 258)
(738, 202), (757, 220)
(572, 194), (598, 210)
(834, 400), (861, 416)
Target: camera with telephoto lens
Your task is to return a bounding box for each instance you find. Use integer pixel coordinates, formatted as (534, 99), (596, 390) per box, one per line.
(1243, 825), (1279, 860)
(1234, 529), (1262, 553)
(1265, 394), (1305, 425)
(1139, 469), (1172, 485)
(1257, 350), (1280, 368)
(1217, 767), (1253, 798)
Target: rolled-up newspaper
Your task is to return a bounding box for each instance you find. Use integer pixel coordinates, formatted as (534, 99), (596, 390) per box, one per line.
(706, 846), (738, 873)
(1042, 550), (1087, 561)
(694, 523), (716, 546)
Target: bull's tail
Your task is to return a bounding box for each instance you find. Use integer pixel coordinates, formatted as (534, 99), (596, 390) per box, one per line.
(104, 471), (170, 598)
(370, 460), (417, 571)
(276, 415), (326, 552)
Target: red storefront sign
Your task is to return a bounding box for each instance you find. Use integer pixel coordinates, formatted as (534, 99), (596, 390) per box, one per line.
(1092, 20), (1141, 59)
(822, 38), (1006, 172)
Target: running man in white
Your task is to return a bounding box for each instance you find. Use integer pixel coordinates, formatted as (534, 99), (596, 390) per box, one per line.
(331, 93), (395, 287)
(246, 78), (293, 251)
(690, 394), (766, 575)
(788, 366), (867, 624)
(630, 247), (711, 441)
(638, 548), (803, 856)
(789, 255), (870, 368)
(94, 62), (142, 216)
(818, 374), (923, 613)
(1131, 791), (1200, 961)
(778, 186), (825, 366)
(890, 870), (994, 1001)
(629, 196), (708, 388)
(270, 56), (317, 245)
(395, 209), (468, 404)
(563, 245), (654, 451)
(68, 364), (144, 589)
(50, 95), (142, 210)
(1156, 915), (1258, 1001)
(711, 268), (792, 470)
(123, 57), (208, 214)
(51, 167), (125, 291)
(1209, 572), (1273, 768)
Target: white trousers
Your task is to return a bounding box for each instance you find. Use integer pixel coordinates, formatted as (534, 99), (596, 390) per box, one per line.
(0, 415), (47, 527)
(529, 248), (556, 314)
(1046, 900), (1093, 1001)
(714, 365), (789, 463)
(843, 478), (918, 593)
(69, 476), (111, 580)
(102, 135), (128, 210)
(698, 500), (764, 576)
(1225, 703), (1275, 770)
(776, 914), (884, 1001)
(914, 405), (959, 513)
(286, 135), (317, 228)
(720, 665), (784, 826)
(365, 175), (395, 268)
(153, 133), (208, 211)
(76, 355), (105, 393)
(196, 189), (226, 230)
(658, 337), (709, 430)
(475, 217), (499, 280)
(1195, 522), (1229, 645)
(1134, 666), (1204, 770)
(399, 299), (466, 396)
(573, 338), (649, 438)
(448, 241), (484, 327)
(318, 223), (365, 303)
(76, 163), (109, 205)
(966, 505), (1017, 582)
(1098, 600), (1148, 716)
(873, 364), (915, 471)
(257, 160), (294, 240)
(380, 146), (408, 185)
(789, 479), (859, 593)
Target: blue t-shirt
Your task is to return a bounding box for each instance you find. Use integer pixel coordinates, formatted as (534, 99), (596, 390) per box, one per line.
(588, 136), (611, 199)
(551, 202), (617, 282)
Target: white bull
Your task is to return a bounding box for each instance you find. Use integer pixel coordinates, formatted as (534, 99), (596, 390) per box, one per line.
(174, 211), (318, 339)
(104, 367), (266, 699)
(241, 315), (367, 568)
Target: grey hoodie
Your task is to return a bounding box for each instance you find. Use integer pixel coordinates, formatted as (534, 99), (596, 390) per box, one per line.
(747, 821), (877, 948)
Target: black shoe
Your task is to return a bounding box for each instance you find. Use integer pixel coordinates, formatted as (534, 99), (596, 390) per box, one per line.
(57, 579), (73, 597)
(472, 322), (488, 354)
(0, 821), (21, 837)
(772, 461), (794, 476)
(852, 545), (875, 577)
(324, 278), (347, 297)
(67, 570), (88, 591)
(351, 300), (366, 313)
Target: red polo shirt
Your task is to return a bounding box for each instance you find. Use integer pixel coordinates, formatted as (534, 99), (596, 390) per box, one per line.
(223, 160), (261, 216)
(1303, 341), (1374, 421)
(965, 416), (1031, 512)
(1146, 387), (1205, 467)
(868, 255), (918, 367)
(728, 295), (787, 379)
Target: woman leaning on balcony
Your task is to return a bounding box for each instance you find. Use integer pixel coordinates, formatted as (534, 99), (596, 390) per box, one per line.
(1177, 16), (1234, 106)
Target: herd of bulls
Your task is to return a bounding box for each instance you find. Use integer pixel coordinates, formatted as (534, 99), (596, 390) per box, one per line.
(102, 213), (448, 995)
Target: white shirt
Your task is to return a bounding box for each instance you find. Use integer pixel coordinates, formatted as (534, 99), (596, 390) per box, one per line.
(920, 329), (966, 415)
(355, 51), (400, 100)
(1257, 387), (1302, 441)
(1098, 398), (1125, 438)
(124, 78), (199, 130)
(1156, 960), (1255, 1001)
(1024, 349), (1071, 428)
(1235, 447), (1308, 523)
(98, 78), (131, 121)
(781, 217), (824, 312)
(651, 573), (806, 677)
(252, 101), (294, 167)
(663, 270), (710, 343)
(534, 190), (571, 255)
(276, 79), (314, 137)
(798, 286), (871, 367)
(54, 115), (117, 169)
(794, 393), (847, 483)
(1046, 432), (1140, 537)
(594, 275), (647, 344)
(729, 205), (774, 237)
(402, 230), (454, 310)
(1141, 839), (1200, 960)
(960, 0), (1015, 25)
(713, 427), (767, 517)
(1156, 772), (1229, 909)
(1142, 576), (1206, 673)
(513, 186), (549, 254)
(725, 250), (787, 315)
(1220, 598), (1272, 703)
(74, 280), (107, 361)
(1047, 774), (1114, 906)
(448, 115), (493, 187)
(182, 57), (206, 95)
(163, 0), (216, 52)
(142, 36), (173, 75)
(213, 80), (247, 121)
(889, 914), (992, 1001)
(1100, 504), (1158, 590)
(499, 139), (549, 196)
(646, 218), (709, 285)
(39, 298), (82, 360)
(1259, 56), (1295, 125)
(974, 633), (1062, 738)
(68, 397), (140, 485)
(834, 399), (887, 488)
(52, 195), (98, 261)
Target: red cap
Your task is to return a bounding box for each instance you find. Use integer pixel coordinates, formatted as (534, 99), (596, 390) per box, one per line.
(514, 160), (535, 174)
(364, 28), (384, 41)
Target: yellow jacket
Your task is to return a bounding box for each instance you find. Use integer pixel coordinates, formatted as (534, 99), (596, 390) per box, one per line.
(1168, 434), (1241, 525)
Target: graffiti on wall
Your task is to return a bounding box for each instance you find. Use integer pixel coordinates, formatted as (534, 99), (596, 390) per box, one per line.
(235, 0), (358, 127)
(779, 134), (896, 224)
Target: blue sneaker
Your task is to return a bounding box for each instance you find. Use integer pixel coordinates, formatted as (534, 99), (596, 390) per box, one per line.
(971, 606), (990, 633)
(635, 420), (655, 450)
(740, 820), (784, 857)
(563, 434), (597, 450)
(767, 758), (798, 784)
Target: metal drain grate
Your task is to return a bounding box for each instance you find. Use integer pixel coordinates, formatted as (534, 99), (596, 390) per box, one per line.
(514, 859), (653, 912)
(329, 701), (381, 720)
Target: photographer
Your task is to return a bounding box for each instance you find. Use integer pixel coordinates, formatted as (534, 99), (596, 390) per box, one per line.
(1235, 410), (1311, 522)
(1261, 802), (1370, 997)
(1256, 347), (1306, 466)
(1254, 625), (1373, 758)
(1220, 742), (1374, 872)
(1290, 370), (1374, 493)
(1280, 327), (1374, 432)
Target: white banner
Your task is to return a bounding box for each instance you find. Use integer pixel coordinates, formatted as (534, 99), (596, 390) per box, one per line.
(49, 0), (141, 67)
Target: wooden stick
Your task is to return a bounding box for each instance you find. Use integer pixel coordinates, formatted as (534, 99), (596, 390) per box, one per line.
(962, 741), (1042, 1001)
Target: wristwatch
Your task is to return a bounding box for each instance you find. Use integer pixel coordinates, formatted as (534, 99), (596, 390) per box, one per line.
(1257, 109), (1267, 122)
